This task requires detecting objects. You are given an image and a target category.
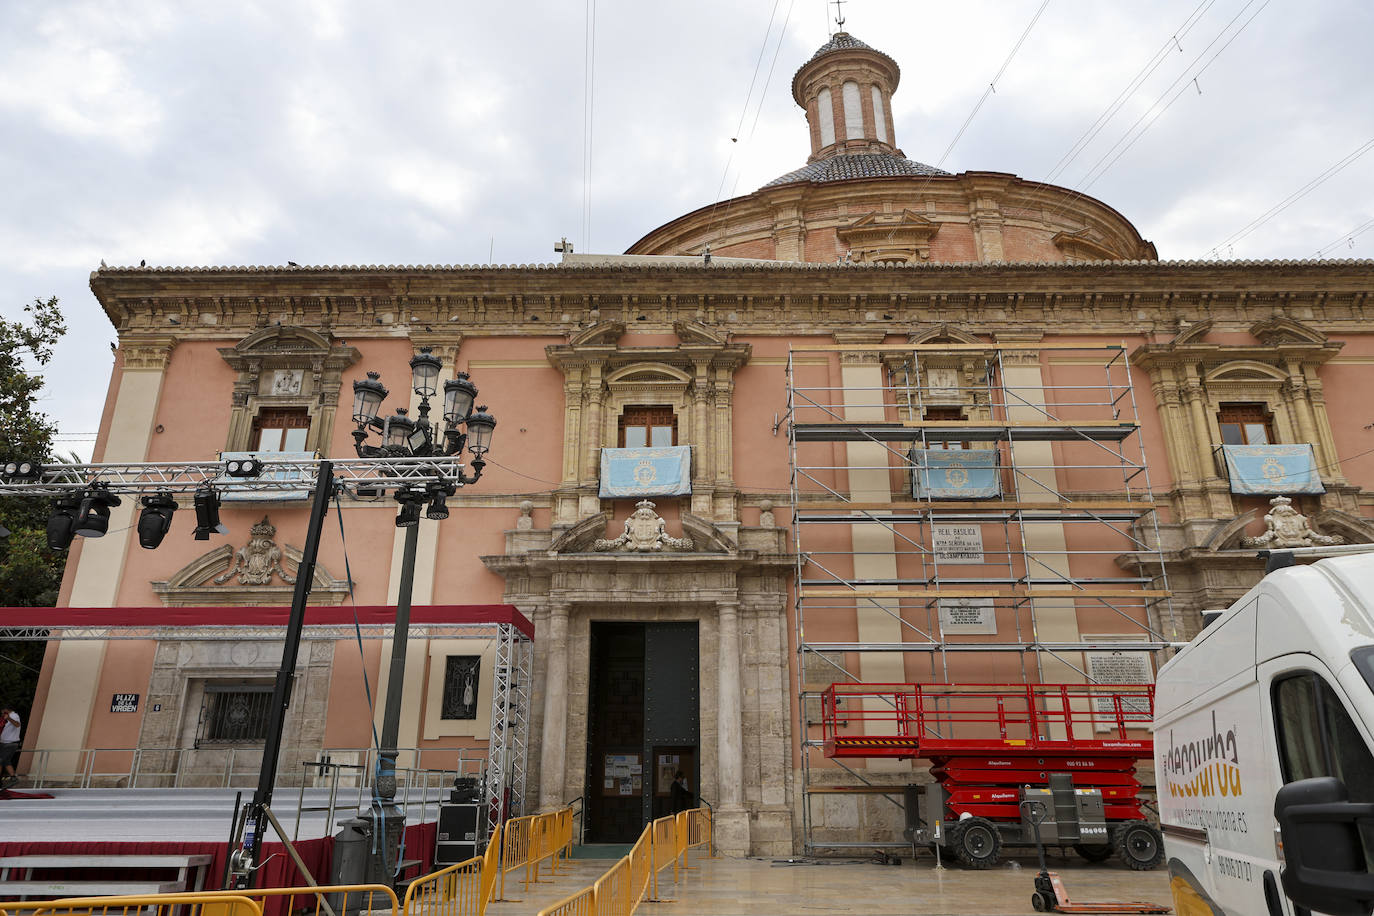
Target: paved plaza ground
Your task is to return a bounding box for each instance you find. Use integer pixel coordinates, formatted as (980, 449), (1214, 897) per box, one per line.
(490, 849), (1174, 916)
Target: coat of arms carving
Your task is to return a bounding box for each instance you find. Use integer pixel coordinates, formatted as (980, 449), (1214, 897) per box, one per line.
(593, 500), (694, 552)
(215, 516), (298, 585)
(1241, 496), (1344, 549)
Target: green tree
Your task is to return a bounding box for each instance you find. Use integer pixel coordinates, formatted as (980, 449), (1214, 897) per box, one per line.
(0, 296), (68, 714)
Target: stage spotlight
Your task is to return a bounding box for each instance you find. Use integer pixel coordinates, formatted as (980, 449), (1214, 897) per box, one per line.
(46, 496), (80, 550)
(2, 460), (44, 480)
(395, 489), (422, 528)
(225, 456), (264, 478)
(137, 492), (178, 549)
(74, 486), (122, 538)
(192, 486), (227, 540)
(426, 488), (449, 520)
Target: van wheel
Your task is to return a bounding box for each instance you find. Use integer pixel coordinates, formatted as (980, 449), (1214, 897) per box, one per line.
(1115, 822), (1164, 870)
(1074, 843), (1114, 863)
(950, 817), (1002, 869)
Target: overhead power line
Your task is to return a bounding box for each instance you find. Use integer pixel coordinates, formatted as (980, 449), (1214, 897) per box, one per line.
(1042, 0), (1216, 186)
(1316, 215), (1374, 259)
(581, 0), (598, 252)
(1212, 136), (1374, 256)
(1045, 0), (1271, 224)
(936, 0), (1052, 169)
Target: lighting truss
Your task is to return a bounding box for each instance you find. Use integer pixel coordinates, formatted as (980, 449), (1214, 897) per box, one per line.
(485, 622), (533, 839)
(0, 456), (473, 498)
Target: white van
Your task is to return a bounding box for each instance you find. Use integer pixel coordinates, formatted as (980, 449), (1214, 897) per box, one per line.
(1154, 549), (1374, 916)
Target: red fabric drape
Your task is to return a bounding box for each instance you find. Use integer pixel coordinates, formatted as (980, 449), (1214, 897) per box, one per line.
(0, 822), (436, 914)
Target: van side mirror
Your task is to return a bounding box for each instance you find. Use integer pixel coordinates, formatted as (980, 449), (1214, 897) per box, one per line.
(1274, 776), (1374, 916)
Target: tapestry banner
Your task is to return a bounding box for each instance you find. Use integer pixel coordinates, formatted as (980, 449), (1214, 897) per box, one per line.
(599, 446), (692, 498)
(1221, 444), (1324, 495)
(912, 448), (1000, 499)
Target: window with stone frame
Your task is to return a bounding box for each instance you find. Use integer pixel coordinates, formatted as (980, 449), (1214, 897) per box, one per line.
(252, 406), (312, 452)
(441, 656), (482, 720)
(618, 405), (677, 447)
(1218, 402), (1276, 445)
(196, 684), (273, 746)
(923, 405), (967, 450)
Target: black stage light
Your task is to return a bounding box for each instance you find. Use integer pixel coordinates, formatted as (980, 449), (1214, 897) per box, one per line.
(3, 460), (44, 479)
(46, 496), (80, 550)
(137, 492), (178, 549)
(192, 486), (226, 540)
(426, 488), (449, 520)
(74, 486), (122, 538)
(395, 490), (422, 528)
(225, 456), (264, 478)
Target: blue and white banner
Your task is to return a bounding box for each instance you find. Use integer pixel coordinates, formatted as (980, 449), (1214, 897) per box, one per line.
(1221, 443), (1324, 495)
(912, 449), (1000, 499)
(599, 446), (692, 498)
(219, 451), (315, 501)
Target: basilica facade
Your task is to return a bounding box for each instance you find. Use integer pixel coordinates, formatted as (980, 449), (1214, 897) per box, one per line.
(17, 32), (1374, 856)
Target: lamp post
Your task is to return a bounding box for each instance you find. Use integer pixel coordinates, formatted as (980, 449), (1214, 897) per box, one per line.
(351, 348), (495, 883)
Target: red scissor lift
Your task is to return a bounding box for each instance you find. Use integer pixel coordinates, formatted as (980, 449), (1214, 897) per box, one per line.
(821, 682), (1163, 869)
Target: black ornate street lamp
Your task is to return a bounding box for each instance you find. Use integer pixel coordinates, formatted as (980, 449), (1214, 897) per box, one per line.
(350, 348), (496, 883)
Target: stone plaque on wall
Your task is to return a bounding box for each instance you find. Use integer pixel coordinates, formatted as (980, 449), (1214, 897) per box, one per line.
(932, 524), (984, 564)
(938, 597), (997, 634)
(1086, 648), (1154, 729)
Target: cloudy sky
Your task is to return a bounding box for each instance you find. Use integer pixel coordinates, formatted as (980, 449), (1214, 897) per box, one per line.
(2, 0), (1371, 457)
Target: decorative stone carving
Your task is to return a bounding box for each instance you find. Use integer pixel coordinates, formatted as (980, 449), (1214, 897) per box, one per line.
(758, 500), (776, 528)
(215, 516), (297, 585)
(517, 500), (535, 530)
(593, 500), (694, 552)
(1241, 496), (1345, 549)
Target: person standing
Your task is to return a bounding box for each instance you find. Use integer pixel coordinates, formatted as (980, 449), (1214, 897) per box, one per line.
(670, 770), (692, 813)
(0, 705), (20, 786)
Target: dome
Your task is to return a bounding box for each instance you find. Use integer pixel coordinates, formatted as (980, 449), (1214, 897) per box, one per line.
(763, 152), (949, 188)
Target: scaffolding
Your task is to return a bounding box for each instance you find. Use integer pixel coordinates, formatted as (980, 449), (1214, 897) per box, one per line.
(785, 342), (1182, 854)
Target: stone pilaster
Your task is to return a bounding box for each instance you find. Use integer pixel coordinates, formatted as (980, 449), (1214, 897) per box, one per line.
(715, 599), (749, 854)
(538, 603), (571, 811)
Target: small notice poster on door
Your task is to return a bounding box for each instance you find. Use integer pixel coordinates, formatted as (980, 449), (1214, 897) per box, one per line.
(657, 754), (679, 793)
(603, 752), (642, 797)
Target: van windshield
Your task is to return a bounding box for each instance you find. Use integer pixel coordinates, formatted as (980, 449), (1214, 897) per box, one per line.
(1355, 646), (1374, 695)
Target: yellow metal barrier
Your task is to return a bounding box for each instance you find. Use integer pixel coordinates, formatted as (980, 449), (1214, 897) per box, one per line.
(3, 884), (397, 916)
(536, 807), (711, 916)
(1, 895), (263, 916)
(401, 824), (502, 916)
(493, 807), (577, 900)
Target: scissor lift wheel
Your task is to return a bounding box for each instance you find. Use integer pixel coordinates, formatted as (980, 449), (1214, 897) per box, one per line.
(949, 816), (1002, 869)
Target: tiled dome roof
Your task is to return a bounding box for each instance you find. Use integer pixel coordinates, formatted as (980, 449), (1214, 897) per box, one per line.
(763, 153), (950, 188)
(806, 31), (878, 61)
(795, 31), (899, 80)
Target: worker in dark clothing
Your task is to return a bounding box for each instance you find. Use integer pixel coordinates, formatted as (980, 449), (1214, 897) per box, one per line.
(670, 771), (693, 813)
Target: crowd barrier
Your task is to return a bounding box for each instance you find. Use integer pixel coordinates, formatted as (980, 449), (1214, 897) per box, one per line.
(537, 806), (713, 916)
(0, 885), (398, 916)
(0, 895), (264, 916)
(0, 806), (580, 916)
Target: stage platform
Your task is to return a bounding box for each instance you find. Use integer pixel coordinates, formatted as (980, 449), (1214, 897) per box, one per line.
(0, 787), (441, 895)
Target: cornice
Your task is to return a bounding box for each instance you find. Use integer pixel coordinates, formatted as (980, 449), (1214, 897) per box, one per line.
(91, 263), (1374, 342)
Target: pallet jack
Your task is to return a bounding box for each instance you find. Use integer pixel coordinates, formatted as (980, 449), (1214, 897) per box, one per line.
(1022, 801), (1171, 914)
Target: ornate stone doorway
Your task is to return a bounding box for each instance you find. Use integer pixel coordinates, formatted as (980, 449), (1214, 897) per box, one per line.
(583, 621), (699, 842)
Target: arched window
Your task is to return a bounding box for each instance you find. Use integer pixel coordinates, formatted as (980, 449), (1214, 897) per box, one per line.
(871, 85), (888, 142)
(817, 87), (835, 146)
(842, 81), (863, 139)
